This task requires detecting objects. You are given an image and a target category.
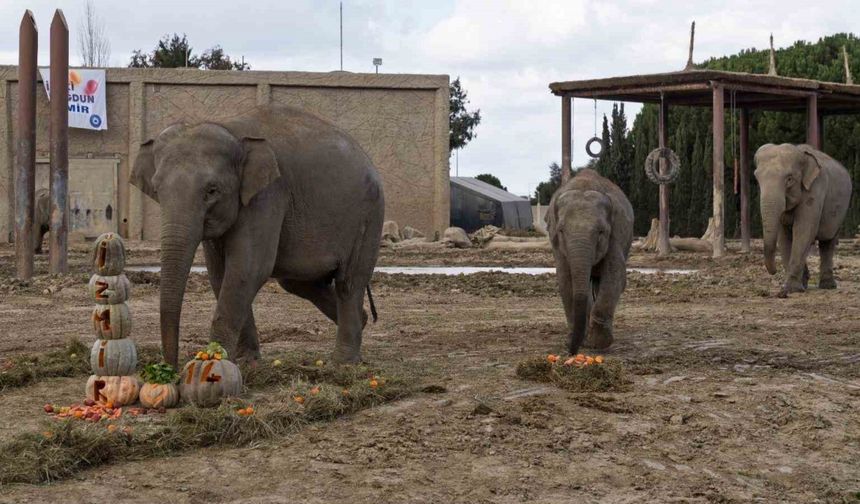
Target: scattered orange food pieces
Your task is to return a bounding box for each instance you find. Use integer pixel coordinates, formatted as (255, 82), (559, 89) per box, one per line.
(546, 354), (560, 363)
(237, 406), (256, 416)
(595, 356), (604, 364)
(342, 388), (350, 397)
(107, 424), (117, 433)
(294, 395), (305, 405)
(369, 379), (379, 389)
(310, 386), (320, 396)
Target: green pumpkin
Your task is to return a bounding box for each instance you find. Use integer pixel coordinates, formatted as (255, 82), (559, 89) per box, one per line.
(92, 233), (126, 276)
(179, 358), (243, 407)
(91, 303), (132, 340)
(90, 338), (137, 376)
(88, 274), (131, 305)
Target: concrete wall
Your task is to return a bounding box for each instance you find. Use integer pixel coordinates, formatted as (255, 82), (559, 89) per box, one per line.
(0, 66), (450, 242)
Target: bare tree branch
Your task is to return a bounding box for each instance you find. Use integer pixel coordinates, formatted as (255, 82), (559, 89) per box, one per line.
(77, 0), (110, 67)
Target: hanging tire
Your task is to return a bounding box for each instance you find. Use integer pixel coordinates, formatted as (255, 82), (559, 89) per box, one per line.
(644, 147), (681, 185)
(585, 137), (604, 159)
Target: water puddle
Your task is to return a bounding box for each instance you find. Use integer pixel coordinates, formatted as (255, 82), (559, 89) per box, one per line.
(126, 265), (697, 276)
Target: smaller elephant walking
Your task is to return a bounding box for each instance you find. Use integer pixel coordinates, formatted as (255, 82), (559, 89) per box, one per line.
(545, 169), (634, 355)
(754, 144), (852, 297)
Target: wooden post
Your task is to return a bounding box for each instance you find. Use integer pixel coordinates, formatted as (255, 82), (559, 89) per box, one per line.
(712, 83), (725, 258)
(657, 99), (671, 256)
(561, 95), (571, 183)
(15, 11), (37, 280)
(806, 95), (820, 149)
(739, 107), (751, 253)
(49, 10), (69, 274)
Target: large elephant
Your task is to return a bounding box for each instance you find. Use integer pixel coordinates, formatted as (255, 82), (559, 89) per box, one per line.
(545, 169), (634, 355)
(754, 144), (852, 297)
(131, 106), (385, 367)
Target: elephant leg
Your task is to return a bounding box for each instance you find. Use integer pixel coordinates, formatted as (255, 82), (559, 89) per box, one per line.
(778, 224), (792, 274)
(584, 275), (601, 349)
(332, 280), (367, 364)
(204, 240), (260, 363)
(780, 221), (816, 297)
(588, 251), (626, 350)
(554, 254), (576, 341)
(277, 279), (362, 326)
(818, 238), (838, 289)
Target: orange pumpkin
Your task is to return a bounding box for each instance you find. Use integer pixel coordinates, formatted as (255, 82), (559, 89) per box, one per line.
(85, 375), (140, 406)
(179, 358), (243, 407)
(139, 382), (179, 409)
(88, 274), (131, 305)
(92, 233), (126, 276)
(92, 303), (132, 340)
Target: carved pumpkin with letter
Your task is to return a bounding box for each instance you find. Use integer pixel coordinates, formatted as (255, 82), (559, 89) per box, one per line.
(92, 232), (126, 276)
(90, 338), (137, 375)
(85, 375), (140, 406)
(179, 357), (243, 407)
(88, 274), (131, 304)
(91, 303), (132, 340)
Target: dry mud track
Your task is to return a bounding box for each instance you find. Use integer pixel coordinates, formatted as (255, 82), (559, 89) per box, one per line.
(1, 242), (859, 503)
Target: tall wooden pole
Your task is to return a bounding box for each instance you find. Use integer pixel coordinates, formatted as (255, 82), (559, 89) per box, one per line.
(806, 95), (820, 149)
(561, 95), (571, 184)
(49, 10), (70, 274)
(712, 83), (726, 258)
(15, 11), (38, 280)
(657, 99), (671, 256)
(739, 107), (751, 253)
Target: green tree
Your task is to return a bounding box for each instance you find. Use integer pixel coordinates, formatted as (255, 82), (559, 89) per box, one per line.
(593, 114), (611, 177)
(475, 173), (507, 191)
(449, 77), (482, 152)
(129, 34), (249, 70)
(533, 162), (572, 205)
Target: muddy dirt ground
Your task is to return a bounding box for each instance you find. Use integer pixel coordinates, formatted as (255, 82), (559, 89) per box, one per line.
(1, 240), (859, 503)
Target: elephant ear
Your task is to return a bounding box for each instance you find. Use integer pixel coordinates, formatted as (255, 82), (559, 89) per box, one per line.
(240, 137), (281, 206)
(799, 146), (822, 191)
(131, 139), (158, 202)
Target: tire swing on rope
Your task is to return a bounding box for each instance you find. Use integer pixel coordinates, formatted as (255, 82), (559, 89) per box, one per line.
(645, 93), (681, 185)
(585, 99), (604, 159)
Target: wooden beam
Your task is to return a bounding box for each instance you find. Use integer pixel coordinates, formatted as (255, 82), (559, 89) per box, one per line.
(807, 94), (820, 148)
(712, 84), (726, 258)
(49, 10), (69, 274)
(739, 108), (751, 253)
(658, 99), (671, 256)
(15, 11), (37, 280)
(561, 95), (571, 183)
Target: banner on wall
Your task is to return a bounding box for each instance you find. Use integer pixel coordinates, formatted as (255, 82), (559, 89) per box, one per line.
(39, 68), (108, 131)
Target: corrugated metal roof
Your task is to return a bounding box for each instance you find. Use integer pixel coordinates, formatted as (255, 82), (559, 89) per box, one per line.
(450, 177), (528, 202)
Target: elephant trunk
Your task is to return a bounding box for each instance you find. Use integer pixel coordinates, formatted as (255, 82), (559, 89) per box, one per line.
(760, 190), (785, 275)
(159, 220), (201, 367)
(567, 240), (594, 355)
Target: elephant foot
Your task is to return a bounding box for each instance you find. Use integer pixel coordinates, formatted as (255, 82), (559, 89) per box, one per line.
(234, 345), (261, 366)
(778, 281), (805, 298)
(802, 267), (810, 289)
(331, 346), (362, 365)
(585, 320), (614, 350)
(819, 277), (837, 290)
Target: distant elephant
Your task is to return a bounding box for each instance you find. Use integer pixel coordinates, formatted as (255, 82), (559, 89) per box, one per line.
(131, 106), (385, 367)
(33, 188), (50, 254)
(754, 144), (852, 297)
(545, 169), (634, 355)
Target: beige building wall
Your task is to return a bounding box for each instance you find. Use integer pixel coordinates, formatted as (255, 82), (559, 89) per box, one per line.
(0, 66), (449, 243)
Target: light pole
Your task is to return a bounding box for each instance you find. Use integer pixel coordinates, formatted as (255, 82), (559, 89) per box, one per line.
(373, 57), (382, 74)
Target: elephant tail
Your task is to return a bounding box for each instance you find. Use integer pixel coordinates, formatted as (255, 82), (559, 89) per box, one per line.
(366, 285), (378, 323)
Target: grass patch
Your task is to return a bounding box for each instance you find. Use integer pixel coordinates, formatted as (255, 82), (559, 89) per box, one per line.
(0, 352), (413, 484)
(0, 339), (163, 392)
(516, 357), (630, 393)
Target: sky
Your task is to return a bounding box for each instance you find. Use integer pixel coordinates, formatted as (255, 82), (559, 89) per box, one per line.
(1, 0), (858, 197)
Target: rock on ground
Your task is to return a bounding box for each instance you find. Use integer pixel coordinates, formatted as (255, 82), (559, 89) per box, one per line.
(442, 227), (471, 248)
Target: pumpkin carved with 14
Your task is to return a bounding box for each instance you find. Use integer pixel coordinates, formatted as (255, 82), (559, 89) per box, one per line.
(179, 358), (243, 407)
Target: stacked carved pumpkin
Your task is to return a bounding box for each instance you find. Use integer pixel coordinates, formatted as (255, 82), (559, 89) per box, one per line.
(86, 233), (141, 406)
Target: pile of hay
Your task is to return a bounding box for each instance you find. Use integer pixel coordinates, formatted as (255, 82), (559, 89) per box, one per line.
(516, 356), (629, 393)
(0, 352), (413, 484)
